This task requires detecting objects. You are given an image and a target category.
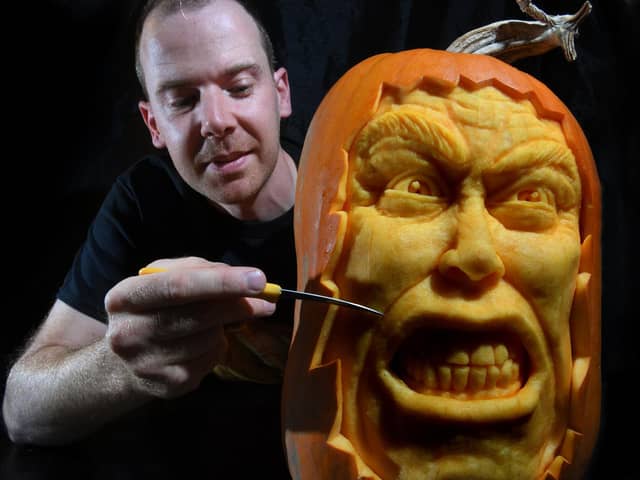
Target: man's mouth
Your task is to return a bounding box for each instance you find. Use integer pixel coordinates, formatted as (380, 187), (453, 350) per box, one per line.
(212, 151), (246, 165)
(206, 151), (251, 176)
(197, 137), (252, 172)
(392, 330), (527, 400)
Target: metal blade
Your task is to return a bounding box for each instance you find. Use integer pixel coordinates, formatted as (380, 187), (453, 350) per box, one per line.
(279, 288), (383, 316)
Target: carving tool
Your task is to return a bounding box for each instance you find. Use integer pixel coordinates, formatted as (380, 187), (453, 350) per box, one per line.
(138, 267), (383, 316)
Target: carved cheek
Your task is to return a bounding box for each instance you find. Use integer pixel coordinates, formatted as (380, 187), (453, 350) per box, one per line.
(337, 206), (453, 309)
(496, 220), (581, 387)
(501, 222), (579, 310)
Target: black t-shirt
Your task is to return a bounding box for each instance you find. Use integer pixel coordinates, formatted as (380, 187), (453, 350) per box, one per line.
(58, 152), (296, 323)
(55, 153), (296, 477)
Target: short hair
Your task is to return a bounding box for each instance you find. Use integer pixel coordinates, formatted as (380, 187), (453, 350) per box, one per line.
(134, 0), (276, 99)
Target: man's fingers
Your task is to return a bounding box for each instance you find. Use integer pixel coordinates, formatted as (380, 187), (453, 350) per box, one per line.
(141, 256), (224, 272)
(105, 264), (267, 312)
(109, 298), (275, 348)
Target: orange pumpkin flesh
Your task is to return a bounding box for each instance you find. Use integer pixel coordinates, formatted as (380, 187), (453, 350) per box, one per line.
(284, 49), (600, 480)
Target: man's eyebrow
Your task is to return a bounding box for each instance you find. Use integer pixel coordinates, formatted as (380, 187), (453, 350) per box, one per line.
(221, 61), (262, 79)
(155, 79), (191, 96)
(154, 62), (263, 96)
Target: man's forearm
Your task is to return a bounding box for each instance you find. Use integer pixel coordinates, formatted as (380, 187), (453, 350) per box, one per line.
(3, 338), (151, 446)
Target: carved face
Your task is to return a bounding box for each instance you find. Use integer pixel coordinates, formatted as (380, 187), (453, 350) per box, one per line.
(328, 86), (581, 479)
(284, 49), (600, 480)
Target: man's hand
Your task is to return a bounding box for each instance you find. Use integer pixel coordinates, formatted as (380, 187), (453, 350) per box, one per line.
(105, 257), (276, 399)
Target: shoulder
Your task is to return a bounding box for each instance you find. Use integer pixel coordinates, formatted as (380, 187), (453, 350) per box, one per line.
(115, 152), (185, 195)
(103, 151), (203, 216)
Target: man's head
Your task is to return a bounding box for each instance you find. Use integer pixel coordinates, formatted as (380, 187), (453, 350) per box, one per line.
(135, 0), (276, 99)
(284, 49), (600, 479)
(136, 0), (293, 220)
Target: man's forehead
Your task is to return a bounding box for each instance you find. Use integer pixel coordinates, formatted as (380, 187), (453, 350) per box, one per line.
(141, 0), (259, 54)
(140, 0), (266, 90)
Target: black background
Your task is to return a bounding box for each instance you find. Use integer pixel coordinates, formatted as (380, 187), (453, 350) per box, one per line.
(4, 0), (638, 478)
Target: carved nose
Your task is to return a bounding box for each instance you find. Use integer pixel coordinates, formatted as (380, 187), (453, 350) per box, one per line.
(438, 198), (505, 286)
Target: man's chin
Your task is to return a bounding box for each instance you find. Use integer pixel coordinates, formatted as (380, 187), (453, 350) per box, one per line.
(204, 181), (261, 212)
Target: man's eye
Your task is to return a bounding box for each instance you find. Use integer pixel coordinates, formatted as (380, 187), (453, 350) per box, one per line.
(227, 83), (253, 97)
(168, 95), (197, 110)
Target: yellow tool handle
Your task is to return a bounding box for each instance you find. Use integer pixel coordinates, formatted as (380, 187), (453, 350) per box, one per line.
(257, 283), (282, 302)
(138, 267), (168, 275)
(138, 266), (281, 301)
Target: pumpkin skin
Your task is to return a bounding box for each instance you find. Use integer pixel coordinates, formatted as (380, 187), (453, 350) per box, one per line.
(283, 49), (600, 480)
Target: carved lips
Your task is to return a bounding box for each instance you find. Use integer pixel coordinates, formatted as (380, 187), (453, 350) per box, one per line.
(365, 282), (549, 425)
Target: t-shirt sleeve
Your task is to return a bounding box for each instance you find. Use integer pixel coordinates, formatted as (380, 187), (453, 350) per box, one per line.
(57, 176), (145, 322)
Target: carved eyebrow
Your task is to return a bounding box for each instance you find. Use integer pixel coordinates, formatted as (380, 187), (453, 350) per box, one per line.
(355, 107), (469, 176)
(483, 140), (582, 208)
(485, 140), (580, 183)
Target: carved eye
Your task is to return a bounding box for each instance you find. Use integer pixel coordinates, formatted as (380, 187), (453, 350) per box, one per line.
(513, 186), (555, 208)
(377, 173), (448, 218)
(517, 189), (541, 202)
(392, 175), (446, 198)
(408, 180), (432, 195)
(488, 185), (557, 231)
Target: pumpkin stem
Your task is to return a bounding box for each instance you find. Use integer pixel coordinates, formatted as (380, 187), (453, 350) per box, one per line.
(446, 1), (592, 64)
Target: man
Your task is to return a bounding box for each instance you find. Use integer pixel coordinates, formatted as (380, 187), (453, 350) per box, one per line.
(4, 0), (295, 473)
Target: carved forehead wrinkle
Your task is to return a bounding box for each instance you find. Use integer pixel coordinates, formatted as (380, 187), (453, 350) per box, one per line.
(448, 88), (579, 192)
(444, 86), (569, 162)
(352, 84), (567, 171)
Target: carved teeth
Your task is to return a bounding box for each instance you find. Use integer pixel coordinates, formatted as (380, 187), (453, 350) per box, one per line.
(394, 334), (527, 399)
(469, 366), (487, 392)
(446, 350), (469, 365)
(470, 344), (494, 366)
(487, 365), (500, 389)
(495, 344), (508, 365)
(438, 366), (452, 390)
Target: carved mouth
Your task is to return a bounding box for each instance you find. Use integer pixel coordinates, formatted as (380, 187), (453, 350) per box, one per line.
(375, 320), (542, 423)
(391, 330), (528, 400)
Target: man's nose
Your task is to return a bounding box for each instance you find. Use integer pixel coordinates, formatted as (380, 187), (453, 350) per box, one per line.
(438, 196), (505, 286)
(200, 88), (236, 138)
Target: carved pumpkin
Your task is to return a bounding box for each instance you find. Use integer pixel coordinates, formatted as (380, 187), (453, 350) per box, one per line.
(283, 49), (600, 480)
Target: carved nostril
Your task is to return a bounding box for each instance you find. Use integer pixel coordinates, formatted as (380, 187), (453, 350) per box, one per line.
(438, 247), (505, 286)
(439, 264), (471, 284)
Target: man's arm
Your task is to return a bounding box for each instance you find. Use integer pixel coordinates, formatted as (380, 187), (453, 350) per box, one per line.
(3, 258), (276, 446)
(2, 300), (151, 445)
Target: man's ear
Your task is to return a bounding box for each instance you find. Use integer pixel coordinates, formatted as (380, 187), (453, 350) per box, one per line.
(274, 67), (292, 119)
(138, 101), (166, 148)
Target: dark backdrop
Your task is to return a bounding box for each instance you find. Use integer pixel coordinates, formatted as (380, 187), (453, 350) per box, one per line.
(5, 1), (638, 478)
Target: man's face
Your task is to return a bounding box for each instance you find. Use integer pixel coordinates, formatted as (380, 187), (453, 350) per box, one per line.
(323, 86), (582, 478)
(138, 0), (291, 216)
